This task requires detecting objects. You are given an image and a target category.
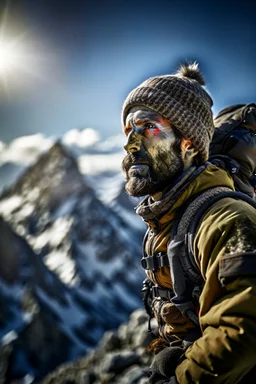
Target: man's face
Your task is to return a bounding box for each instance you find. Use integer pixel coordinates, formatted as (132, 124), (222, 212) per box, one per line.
(122, 106), (184, 197)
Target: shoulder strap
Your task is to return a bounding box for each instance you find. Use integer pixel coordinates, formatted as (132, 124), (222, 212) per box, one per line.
(172, 187), (256, 285)
(171, 187), (232, 284)
(167, 187), (256, 325)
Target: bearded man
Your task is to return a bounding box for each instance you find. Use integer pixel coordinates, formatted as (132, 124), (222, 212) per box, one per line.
(121, 63), (256, 384)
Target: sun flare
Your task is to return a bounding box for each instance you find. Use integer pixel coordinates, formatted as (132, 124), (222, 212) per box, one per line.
(0, 40), (20, 75)
(0, 1), (56, 97)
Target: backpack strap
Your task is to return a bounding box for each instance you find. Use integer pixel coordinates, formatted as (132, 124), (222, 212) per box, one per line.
(171, 186), (234, 284)
(169, 187), (256, 298)
(141, 187), (233, 275)
(166, 186), (233, 325)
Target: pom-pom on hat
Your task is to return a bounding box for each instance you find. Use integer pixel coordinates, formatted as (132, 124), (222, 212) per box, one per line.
(121, 62), (214, 163)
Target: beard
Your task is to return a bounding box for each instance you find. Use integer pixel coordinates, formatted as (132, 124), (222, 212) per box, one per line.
(122, 145), (184, 197)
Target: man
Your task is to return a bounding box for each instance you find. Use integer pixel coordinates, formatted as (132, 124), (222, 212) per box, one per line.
(121, 63), (256, 383)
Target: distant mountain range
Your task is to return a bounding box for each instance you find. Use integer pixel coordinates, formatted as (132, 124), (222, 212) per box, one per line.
(0, 130), (146, 382)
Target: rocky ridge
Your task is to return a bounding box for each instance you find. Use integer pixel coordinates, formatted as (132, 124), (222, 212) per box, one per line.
(40, 309), (156, 384)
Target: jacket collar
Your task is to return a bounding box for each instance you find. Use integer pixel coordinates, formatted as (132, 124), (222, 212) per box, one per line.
(136, 163), (235, 226)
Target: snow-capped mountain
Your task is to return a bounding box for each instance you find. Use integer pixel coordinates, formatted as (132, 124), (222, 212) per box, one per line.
(0, 135), (146, 382)
(0, 129), (126, 193)
(0, 217), (81, 382)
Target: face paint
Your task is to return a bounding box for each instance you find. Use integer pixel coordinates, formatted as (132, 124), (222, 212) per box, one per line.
(122, 107), (184, 197)
(152, 127), (161, 135)
(124, 110), (174, 140)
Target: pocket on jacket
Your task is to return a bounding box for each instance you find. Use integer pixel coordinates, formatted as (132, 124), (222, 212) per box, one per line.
(219, 252), (256, 286)
(160, 301), (196, 339)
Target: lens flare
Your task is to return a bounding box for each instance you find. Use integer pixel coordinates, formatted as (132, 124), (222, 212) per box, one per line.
(0, 40), (21, 75)
(0, 1), (59, 98)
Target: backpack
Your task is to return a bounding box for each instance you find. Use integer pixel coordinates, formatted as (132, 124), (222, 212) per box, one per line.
(210, 103), (256, 199)
(141, 103), (256, 330)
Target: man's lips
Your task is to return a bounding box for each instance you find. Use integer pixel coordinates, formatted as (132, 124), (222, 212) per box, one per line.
(128, 163), (149, 176)
(130, 164), (148, 169)
(130, 161), (150, 168)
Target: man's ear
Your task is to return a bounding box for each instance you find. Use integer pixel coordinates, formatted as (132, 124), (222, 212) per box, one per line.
(181, 138), (198, 165)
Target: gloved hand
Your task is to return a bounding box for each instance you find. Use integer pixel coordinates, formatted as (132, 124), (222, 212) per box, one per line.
(164, 377), (178, 384)
(147, 373), (178, 384)
(148, 346), (184, 384)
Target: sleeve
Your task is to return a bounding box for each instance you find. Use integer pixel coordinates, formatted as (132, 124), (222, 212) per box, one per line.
(175, 198), (256, 384)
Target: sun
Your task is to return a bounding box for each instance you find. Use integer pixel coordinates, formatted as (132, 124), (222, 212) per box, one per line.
(0, 1), (30, 93)
(0, 1), (54, 97)
(0, 39), (20, 75)
(0, 31), (32, 96)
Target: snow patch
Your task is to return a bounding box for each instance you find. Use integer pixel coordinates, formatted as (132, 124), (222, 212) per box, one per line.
(31, 217), (73, 250)
(0, 195), (23, 216)
(22, 312), (34, 324)
(22, 374), (35, 384)
(91, 173), (125, 204)
(44, 250), (77, 285)
(15, 203), (34, 219)
(1, 330), (18, 345)
(77, 241), (124, 280)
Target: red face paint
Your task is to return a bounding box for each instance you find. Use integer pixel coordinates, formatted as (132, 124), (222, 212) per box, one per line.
(153, 127), (161, 135)
(144, 126), (162, 137)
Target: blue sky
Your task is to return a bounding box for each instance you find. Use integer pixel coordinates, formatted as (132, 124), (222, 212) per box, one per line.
(0, 0), (255, 142)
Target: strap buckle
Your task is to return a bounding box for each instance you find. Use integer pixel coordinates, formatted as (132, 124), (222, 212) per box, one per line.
(141, 252), (168, 271)
(152, 285), (173, 301)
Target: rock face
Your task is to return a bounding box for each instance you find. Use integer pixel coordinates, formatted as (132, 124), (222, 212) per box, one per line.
(0, 217), (72, 382)
(40, 309), (156, 384)
(0, 142), (146, 382)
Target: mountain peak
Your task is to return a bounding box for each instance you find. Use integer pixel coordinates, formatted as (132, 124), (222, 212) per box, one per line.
(1, 140), (93, 202)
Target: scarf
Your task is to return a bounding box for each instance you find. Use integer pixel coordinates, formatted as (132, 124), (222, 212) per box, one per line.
(136, 163), (209, 221)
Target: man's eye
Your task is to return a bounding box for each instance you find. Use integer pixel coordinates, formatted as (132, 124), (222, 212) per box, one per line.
(144, 124), (161, 135)
(144, 124), (156, 130)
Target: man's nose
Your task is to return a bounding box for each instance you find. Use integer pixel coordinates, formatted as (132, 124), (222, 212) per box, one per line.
(124, 129), (142, 153)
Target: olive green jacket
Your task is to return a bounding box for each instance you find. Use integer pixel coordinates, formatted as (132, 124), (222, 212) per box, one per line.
(142, 165), (256, 383)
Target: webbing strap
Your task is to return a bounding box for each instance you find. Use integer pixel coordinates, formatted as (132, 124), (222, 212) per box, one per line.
(151, 285), (174, 301)
(150, 284), (200, 326)
(173, 300), (200, 326)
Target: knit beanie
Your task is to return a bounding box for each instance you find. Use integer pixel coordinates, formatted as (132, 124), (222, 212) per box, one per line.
(121, 63), (214, 163)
